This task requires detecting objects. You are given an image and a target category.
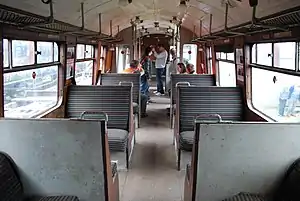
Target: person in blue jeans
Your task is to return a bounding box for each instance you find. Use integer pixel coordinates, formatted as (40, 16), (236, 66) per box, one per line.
(278, 86), (290, 116)
(140, 47), (152, 101)
(286, 84), (300, 117)
(152, 44), (168, 96)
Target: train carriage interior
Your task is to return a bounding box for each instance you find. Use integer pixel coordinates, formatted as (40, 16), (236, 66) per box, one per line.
(1, 0), (300, 200)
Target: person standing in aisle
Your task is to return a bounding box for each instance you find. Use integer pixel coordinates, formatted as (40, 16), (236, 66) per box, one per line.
(152, 44), (168, 96)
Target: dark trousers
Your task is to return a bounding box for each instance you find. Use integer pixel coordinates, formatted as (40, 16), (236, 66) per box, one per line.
(156, 68), (164, 94)
(278, 98), (287, 116)
(141, 94), (147, 115)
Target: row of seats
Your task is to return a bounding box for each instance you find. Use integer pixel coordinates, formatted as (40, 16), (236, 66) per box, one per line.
(169, 74), (244, 170)
(0, 118), (118, 201)
(67, 73), (142, 170)
(183, 120), (300, 201)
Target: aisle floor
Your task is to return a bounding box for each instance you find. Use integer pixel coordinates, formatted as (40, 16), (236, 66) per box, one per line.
(118, 95), (185, 201)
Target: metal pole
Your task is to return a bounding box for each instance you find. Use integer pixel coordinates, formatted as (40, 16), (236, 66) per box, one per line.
(224, 3), (228, 30)
(81, 2), (84, 29)
(99, 13), (102, 34)
(199, 20), (202, 38)
(110, 20), (112, 36)
(209, 14), (212, 35)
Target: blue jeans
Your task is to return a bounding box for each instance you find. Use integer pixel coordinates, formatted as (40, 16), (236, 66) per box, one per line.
(140, 75), (150, 100)
(156, 68), (164, 94)
(278, 98), (287, 116)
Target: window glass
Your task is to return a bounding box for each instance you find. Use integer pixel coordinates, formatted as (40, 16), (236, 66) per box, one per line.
(54, 42), (59, 62)
(4, 66), (58, 118)
(12, 40), (35, 67)
(227, 53), (234, 61)
(3, 39), (9, 67)
(75, 60), (93, 85)
(256, 43), (272, 66)
(252, 68), (300, 122)
(273, 42), (295, 70)
(85, 45), (93, 58)
(221, 52), (227, 60)
(183, 44), (197, 66)
(37, 41), (53, 64)
(218, 61), (236, 87)
(208, 58), (212, 74)
(251, 44), (257, 63)
(216, 52), (221, 59)
(76, 44), (85, 59)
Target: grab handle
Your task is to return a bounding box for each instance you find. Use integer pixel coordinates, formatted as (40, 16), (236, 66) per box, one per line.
(175, 82), (191, 87)
(80, 111), (108, 121)
(194, 114), (222, 123)
(119, 81), (133, 87)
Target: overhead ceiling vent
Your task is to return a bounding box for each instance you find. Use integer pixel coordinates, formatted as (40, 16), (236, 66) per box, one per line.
(118, 0), (132, 6)
(221, 0), (241, 8)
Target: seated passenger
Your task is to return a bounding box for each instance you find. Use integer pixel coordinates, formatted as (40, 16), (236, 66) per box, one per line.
(177, 63), (186, 74)
(186, 63), (196, 74)
(122, 60), (148, 118)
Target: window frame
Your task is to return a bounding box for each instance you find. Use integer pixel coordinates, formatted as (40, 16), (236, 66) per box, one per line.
(76, 44), (95, 61)
(250, 41), (300, 122)
(3, 38), (61, 118)
(215, 51), (235, 63)
(75, 44), (95, 85)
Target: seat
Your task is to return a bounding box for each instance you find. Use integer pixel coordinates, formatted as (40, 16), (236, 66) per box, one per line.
(0, 153), (79, 201)
(133, 102), (139, 114)
(108, 129), (129, 151)
(111, 162), (118, 177)
(222, 193), (267, 201)
(179, 131), (194, 151)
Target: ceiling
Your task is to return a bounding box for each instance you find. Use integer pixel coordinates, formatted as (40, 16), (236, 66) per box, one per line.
(0, 0), (300, 36)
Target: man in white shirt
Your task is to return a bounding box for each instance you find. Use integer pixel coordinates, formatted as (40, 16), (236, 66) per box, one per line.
(152, 44), (168, 96)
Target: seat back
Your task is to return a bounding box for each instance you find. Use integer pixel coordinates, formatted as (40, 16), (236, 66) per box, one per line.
(100, 73), (140, 104)
(177, 86), (243, 133)
(0, 153), (23, 201)
(192, 122), (300, 201)
(170, 74), (215, 104)
(66, 85), (132, 131)
(0, 118), (108, 201)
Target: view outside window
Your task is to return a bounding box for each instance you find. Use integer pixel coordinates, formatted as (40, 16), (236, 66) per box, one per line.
(251, 42), (300, 122)
(12, 40), (35, 67)
(75, 44), (94, 85)
(218, 61), (236, 87)
(207, 47), (212, 74)
(75, 60), (93, 85)
(183, 44), (197, 67)
(4, 39), (59, 118)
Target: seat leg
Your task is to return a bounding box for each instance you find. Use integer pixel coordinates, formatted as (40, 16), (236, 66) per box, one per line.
(126, 147), (129, 169)
(177, 148), (181, 171)
(138, 113), (141, 128)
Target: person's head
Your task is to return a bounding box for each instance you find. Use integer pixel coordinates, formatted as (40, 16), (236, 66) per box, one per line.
(177, 63), (186, 74)
(70, 76), (76, 85)
(145, 46), (152, 56)
(130, 60), (140, 69)
(157, 44), (165, 52)
(170, 48), (176, 57)
(186, 63), (195, 74)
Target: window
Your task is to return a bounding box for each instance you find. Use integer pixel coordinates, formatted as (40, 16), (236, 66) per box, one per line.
(76, 44), (94, 60)
(252, 68), (300, 122)
(75, 60), (93, 85)
(3, 39), (9, 67)
(183, 44), (197, 66)
(218, 61), (236, 86)
(4, 66), (58, 118)
(75, 44), (94, 84)
(207, 47), (213, 74)
(216, 52), (234, 61)
(12, 40), (35, 67)
(251, 41), (300, 122)
(274, 42), (296, 70)
(3, 39), (60, 118)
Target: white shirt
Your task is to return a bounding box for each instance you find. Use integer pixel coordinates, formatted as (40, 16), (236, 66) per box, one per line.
(154, 50), (168, 69)
(169, 57), (178, 75)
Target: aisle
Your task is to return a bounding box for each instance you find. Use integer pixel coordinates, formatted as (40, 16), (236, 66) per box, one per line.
(119, 95), (185, 201)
